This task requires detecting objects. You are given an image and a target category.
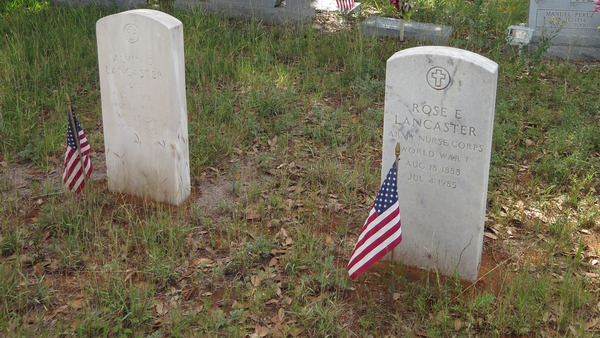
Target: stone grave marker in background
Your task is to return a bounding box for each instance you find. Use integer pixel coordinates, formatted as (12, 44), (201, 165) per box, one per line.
(52, 0), (143, 8)
(51, 0), (314, 24)
(360, 17), (452, 44)
(382, 46), (498, 282)
(527, 0), (600, 61)
(97, 9), (191, 206)
(174, 0), (315, 25)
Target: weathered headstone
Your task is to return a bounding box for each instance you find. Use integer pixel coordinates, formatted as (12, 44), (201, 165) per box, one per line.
(174, 0), (315, 25)
(382, 46), (498, 282)
(97, 9), (191, 206)
(52, 0), (144, 9)
(360, 17), (452, 44)
(527, 0), (600, 60)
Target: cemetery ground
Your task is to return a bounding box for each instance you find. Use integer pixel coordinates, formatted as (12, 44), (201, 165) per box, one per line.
(1, 0), (600, 336)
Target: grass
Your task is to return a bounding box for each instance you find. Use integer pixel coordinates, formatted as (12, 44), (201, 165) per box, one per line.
(1, 0), (600, 335)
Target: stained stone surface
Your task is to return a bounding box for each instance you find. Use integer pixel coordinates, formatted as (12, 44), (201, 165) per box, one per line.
(97, 10), (191, 205)
(52, 0), (144, 8)
(527, 0), (600, 61)
(382, 46), (498, 282)
(360, 16), (452, 44)
(174, 0), (315, 24)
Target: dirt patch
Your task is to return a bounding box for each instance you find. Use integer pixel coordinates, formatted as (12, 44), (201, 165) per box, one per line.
(0, 151), (107, 198)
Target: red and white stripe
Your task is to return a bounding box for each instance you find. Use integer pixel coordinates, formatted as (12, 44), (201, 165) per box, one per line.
(63, 128), (92, 193)
(347, 201), (402, 280)
(336, 0), (355, 12)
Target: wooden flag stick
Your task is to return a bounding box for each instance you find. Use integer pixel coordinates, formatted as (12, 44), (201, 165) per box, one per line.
(66, 93), (88, 192)
(390, 142), (401, 290)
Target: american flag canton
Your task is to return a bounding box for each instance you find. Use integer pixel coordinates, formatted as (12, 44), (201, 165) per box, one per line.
(63, 112), (92, 193)
(374, 162), (398, 214)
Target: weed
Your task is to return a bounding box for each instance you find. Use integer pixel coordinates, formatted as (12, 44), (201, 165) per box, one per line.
(77, 277), (154, 336)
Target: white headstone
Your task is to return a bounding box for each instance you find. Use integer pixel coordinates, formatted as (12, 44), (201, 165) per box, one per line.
(527, 0), (600, 61)
(382, 46), (498, 282)
(97, 9), (191, 206)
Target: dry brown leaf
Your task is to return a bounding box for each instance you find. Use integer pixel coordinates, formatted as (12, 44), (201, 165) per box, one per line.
(569, 325), (577, 335)
(124, 270), (135, 283)
(255, 324), (270, 337)
(484, 232), (497, 240)
(153, 317), (164, 329)
(251, 275), (262, 287)
(70, 319), (81, 332)
(325, 235), (332, 244)
(415, 329), (428, 337)
(270, 314), (280, 323)
(246, 207), (261, 220)
(269, 257), (278, 267)
(268, 136), (278, 148)
(42, 231), (51, 242)
(278, 308), (285, 321)
(454, 318), (462, 331)
(193, 258), (214, 266)
(182, 287), (196, 300)
(587, 318), (599, 330)
(285, 237), (293, 246)
(543, 311), (551, 322)
(169, 296), (180, 309)
(69, 299), (84, 309)
(18, 254), (31, 265)
(33, 263), (44, 275)
(156, 301), (167, 316)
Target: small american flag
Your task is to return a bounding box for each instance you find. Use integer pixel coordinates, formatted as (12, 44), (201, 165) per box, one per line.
(348, 162), (402, 280)
(63, 111), (92, 193)
(336, 0), (355, 12)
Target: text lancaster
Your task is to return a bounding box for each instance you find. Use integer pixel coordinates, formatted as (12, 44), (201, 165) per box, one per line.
(393, 103), (478, 136)
(394, 116), (477, 136)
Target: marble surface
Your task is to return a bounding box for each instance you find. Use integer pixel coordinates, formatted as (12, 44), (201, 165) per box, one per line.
(97, 10), (191, 205)
(527, 0), (600, 60)
(360, 16), (452, 44)
(382, 46), (498, 282)
(174, 0), (315, 24)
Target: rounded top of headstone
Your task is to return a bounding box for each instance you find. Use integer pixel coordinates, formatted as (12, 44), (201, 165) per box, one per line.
(96, 9), (182, 31)
(388, 46), (498, 74)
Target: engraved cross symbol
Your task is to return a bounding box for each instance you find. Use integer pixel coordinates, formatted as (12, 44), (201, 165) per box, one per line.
(426, 67), (451, 90)
(430, 69), (447, 88)
(123, 24), (139, 43)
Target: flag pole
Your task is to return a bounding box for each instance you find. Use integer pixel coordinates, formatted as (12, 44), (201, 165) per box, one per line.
(66, 93), (88, 192)
(390, 142), (401, 290)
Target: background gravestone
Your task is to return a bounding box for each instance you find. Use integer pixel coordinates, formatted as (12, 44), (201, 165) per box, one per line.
(174, 0), (315, 24)
(52, 0), (143, 8)
(527, 0), (600, 61)
(97, 9), (191, 206)
(382, 46), (498, 282)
